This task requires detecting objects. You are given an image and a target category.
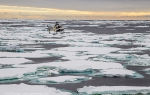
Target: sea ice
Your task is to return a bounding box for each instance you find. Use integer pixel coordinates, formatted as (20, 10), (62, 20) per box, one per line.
(0, 44), (23, 52)
(61, 54), (97, 61)
(91, 68), (143, 78)
(54, 47), (120, 54)
(1, 40), (36, 45)
(0, 83), (72, 95)
(128, 58), (150, 66)
(22, 47), (45, 50)
(17, 60), (124, 71)
(31, 75), (92, 84)
(48, 41), (105, 47)
(77, 86), (150, 95)
(100, 40), (132, 45)
(0, 52), (50, 58)
(0, 58), (33, 66)
(0, 67), (36, 82)
(135, 26), (149, 28)
(58, 65), (92, 73)
(102, 54), (136, 61)
(117, 50), (145, 54)
(129, 47), (150, 51)
(0, 65), (60, 83)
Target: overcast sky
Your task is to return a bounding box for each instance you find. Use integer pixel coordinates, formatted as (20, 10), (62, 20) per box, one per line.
(0, 0), (150, 20)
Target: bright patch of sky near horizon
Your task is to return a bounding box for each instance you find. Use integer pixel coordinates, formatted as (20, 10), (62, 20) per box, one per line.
(0, 0), (150, 20)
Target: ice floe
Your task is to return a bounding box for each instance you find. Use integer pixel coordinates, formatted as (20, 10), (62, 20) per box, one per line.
(1, 40), (36, 45)
(58, 65), (92, 73)
(128, 47), (150, 51)
(0, 67), (36, 82)
(36, 65), (92, 76)
(16, 60), (124, 73)
(0, 58), (33, 66)
(30, 75), (92, 84)
(0, 52), (50, 58)
(102, 54), (136, 61)
(77, 86), (150, 95)
(135, 26), (149, 28)
(22, 47), (45, 50)
(91, 68), (143, 78)
(142, 68), (150, 75)
(0, 83), (72, 95)
(61, 54), (97, 61)
(0, 44), (23, 52)
(0, 65), (60, 83)
(117, 50), (145, 54)
(128, 58), (150, 66)
(55, 47), (120, 54)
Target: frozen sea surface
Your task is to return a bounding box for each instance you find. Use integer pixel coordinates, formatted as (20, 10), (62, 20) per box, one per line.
(0, 19), (150, 94)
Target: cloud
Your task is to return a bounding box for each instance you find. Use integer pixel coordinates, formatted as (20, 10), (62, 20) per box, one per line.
(0, 0), (150, 12)
(0, 5), (150, 20)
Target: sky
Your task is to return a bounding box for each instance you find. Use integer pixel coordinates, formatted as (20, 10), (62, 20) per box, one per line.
(0, 0), (150, 20)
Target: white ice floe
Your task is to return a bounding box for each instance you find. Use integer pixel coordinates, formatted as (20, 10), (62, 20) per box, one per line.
(92, 69), (139, 78)
(77, 86), (150, 95)
(117, 50), (144, 54)
(34, 49), (77, 56)
(34, 49), (95, 60)
(61, 54), (97, 61)
(101, 33), (141, 41)
(58, 65), (92, 73)
(0, 83), (72, 95)
(0, 52), (50, 58)
(0, 67), (36, 81)
(29, 37), (65, 42)
(37, 65), (92, 75)
(16, 60), (124, 71)
(100, 40), (132, 45)
(34, 50), (81, 60)
(80, 25), (99, 27)
(1, 40), (36, 45)
(128, 58), (150, 66)
(135, 26), (149, 28)
(0, 58), (33, 65)
(54, 47), (120, 54)
(103, 54), (136, 61)
(135, 54), (150, 59)
(48, 41), (105, 47)
(143, 68), (150, 73)
(92, 58), (114, 62)
(129, 47), (150, 51)
(106, 25), (128, 28)
(22, 47), (45, 50)
(34, 75), (92, 84)
(0, 44), (23, 52)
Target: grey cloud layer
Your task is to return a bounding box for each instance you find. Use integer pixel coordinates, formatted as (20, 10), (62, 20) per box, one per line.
(0, 0), (150, 11)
